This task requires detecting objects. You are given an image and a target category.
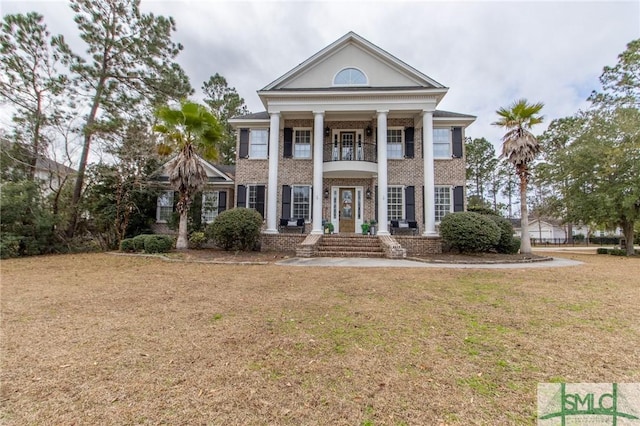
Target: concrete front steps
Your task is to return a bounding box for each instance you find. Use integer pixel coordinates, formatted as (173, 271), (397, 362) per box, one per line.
(315, 234), (385, 258)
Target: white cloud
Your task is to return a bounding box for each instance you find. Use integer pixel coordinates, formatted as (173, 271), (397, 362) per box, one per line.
(3, 0), (639, 152)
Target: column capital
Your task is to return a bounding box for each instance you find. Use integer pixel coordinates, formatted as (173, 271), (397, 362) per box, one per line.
(422, 110), (434, 116)
(312, 110), (325, 116)
(377, 110), (389, 115)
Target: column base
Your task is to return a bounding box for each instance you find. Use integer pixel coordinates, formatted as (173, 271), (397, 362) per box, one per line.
(376, 230), (391, 236)
(422, 231), (439, 237)
(263, 229), (279, 235)
(310, 229), (323, 235)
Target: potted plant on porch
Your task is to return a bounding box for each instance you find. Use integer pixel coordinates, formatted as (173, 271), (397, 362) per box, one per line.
(361, 222), (370, 235)
(324, 222), (334, 234)
(369, 219), (377, 235)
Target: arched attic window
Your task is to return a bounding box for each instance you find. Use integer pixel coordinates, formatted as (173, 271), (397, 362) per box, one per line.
(333, 67), (368, 86)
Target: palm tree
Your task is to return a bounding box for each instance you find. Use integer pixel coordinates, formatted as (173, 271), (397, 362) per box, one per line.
(492, 99), (544, 255)
(154, 101), (222, 249)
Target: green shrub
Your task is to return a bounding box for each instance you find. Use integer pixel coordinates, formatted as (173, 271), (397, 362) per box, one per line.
(486, 215), (517, 254)
(439, 212), (501, 253)
(132, 234), (149, 251)
(609, 249), (627, 256)
(0, 234), (21, 259)
(143, 235), (174, 253)
(573, 233), (585, 242)
(205, 208), (263, 251)
(506, 236), (521, 254)
(596, 248), (610, 255)
(189, 231), (208, 249)
(119, 238), (136, 252)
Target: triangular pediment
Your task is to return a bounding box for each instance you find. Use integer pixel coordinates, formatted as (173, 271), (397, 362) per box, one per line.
(262, 32), (445, 91)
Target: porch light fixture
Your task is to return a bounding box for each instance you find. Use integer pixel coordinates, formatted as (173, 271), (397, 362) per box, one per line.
(324, 188), (330, 199)
(366, 126), (372, 137)
(324, 126), (330, 137)
(366, 187), (372, 199)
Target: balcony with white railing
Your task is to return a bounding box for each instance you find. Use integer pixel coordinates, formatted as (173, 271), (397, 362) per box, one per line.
(322, 141), (378, 177)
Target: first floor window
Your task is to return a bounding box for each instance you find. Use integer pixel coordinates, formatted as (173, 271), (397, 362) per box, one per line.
(433, 128), (451, 158)
(292, 185), (311, 221)
(435, 186), (452, 222)
(156, 190), (174, 222)
(387, 128), (403, 159)
(202, 191), (219, 223)
(250, 129), (268, 158)
(387, 186), (404, 220)
(294, 129), (311, 158)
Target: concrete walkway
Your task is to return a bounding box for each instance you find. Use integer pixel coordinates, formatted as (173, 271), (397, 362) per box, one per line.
(276, 256), (583, 269)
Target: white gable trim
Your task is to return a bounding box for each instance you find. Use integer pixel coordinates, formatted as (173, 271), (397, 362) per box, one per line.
(262, 32), (445, 91)
(155, 154), (233, 182)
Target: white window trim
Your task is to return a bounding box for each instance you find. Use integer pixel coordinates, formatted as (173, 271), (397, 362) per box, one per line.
(332, 67), (368, 86)
(156, 190), (174, 223)
(290, 184), (312, 222)
(433, 127), (452, 159)
(293, 127), (312, 159)
(387, 185), (405, 221)
(249, 128), (269, 159)
(201, 190), (219, 224)
(386, 127), (405, 160)
(434, 185), (453, 223)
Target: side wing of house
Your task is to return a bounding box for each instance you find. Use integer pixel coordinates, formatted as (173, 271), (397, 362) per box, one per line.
(230, 32), (475, 236)
(151, 157), (235, 231)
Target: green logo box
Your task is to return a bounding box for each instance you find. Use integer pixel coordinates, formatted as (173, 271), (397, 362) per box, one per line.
(538, 383), (640, 425)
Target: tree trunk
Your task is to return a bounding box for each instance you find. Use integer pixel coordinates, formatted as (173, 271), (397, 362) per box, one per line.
(519, 171), (532, 255)
(176, 211), (189, 249)
(622, 219), (635, 256)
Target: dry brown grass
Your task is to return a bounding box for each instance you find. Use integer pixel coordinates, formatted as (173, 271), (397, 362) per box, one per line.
(1, 252), (639, 425)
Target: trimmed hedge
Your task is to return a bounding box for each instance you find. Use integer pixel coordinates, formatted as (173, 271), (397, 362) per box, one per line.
(205, 208), (263, 251)
(486, 215), (518, 254)
(119, 234), (174, 253)
(596, 248), (610, 255)
(440, 212), (501, 253)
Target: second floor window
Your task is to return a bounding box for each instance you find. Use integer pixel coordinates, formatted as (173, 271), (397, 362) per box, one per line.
(387, 128), (403, 159)
(294, 129), (311, 158)
(250, 129), (268, 158)
(433, 128), (451, 158)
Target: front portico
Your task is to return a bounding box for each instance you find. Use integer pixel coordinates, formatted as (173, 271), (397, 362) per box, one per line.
(230, 32), (475, 256)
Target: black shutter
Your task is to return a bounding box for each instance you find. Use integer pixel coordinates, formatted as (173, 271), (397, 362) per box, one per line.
(454, 186), (464, 212)
(283, 128), (293, 158)
(237, 185), (246, 208)
(405, 186), (415, 221)
(239, 129), (249, 158)
(281, 185), (291, 219)
(374, 186), (378, 222)
(452, 127), (463, 158)
(405, 127), (414, 158)
(192, 191), (203, 228)
(256, 185), (265, 218)
(218, 191), (227, 213)
(421, 127), (424, 159)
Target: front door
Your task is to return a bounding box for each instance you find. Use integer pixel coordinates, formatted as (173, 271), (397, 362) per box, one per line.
(339, 188), (355, 233)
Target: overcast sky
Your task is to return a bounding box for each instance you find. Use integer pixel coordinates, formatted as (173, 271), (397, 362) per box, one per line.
(2, 0), (639, 152)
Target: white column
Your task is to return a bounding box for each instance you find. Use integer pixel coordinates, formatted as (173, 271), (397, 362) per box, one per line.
(376, 110), (389, 236)
(423, 110), (437, 236)
(265, 112), (280, 233)
(311, 111), (324, 234)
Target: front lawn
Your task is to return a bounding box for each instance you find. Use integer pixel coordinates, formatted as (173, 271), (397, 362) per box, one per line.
(1, 253), (638, 425)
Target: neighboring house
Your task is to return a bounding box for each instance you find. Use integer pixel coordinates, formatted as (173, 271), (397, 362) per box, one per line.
(151, 156), (235, 233)
(35, 156), (75, 195)
(229, 32), (475, 238)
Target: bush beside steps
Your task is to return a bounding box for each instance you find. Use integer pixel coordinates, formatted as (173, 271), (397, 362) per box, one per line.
(120, 234), (174, 254)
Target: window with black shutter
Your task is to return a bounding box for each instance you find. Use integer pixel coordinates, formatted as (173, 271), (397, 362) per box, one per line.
(239, 129), (249, 158)
(405, 127), (414, 159)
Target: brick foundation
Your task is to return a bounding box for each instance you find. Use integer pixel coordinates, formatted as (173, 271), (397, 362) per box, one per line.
(393, 235), (442, 256)
(261, 233), (306, 253)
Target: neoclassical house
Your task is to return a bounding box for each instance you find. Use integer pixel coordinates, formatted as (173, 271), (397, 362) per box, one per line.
(230, 32), (475, 256)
